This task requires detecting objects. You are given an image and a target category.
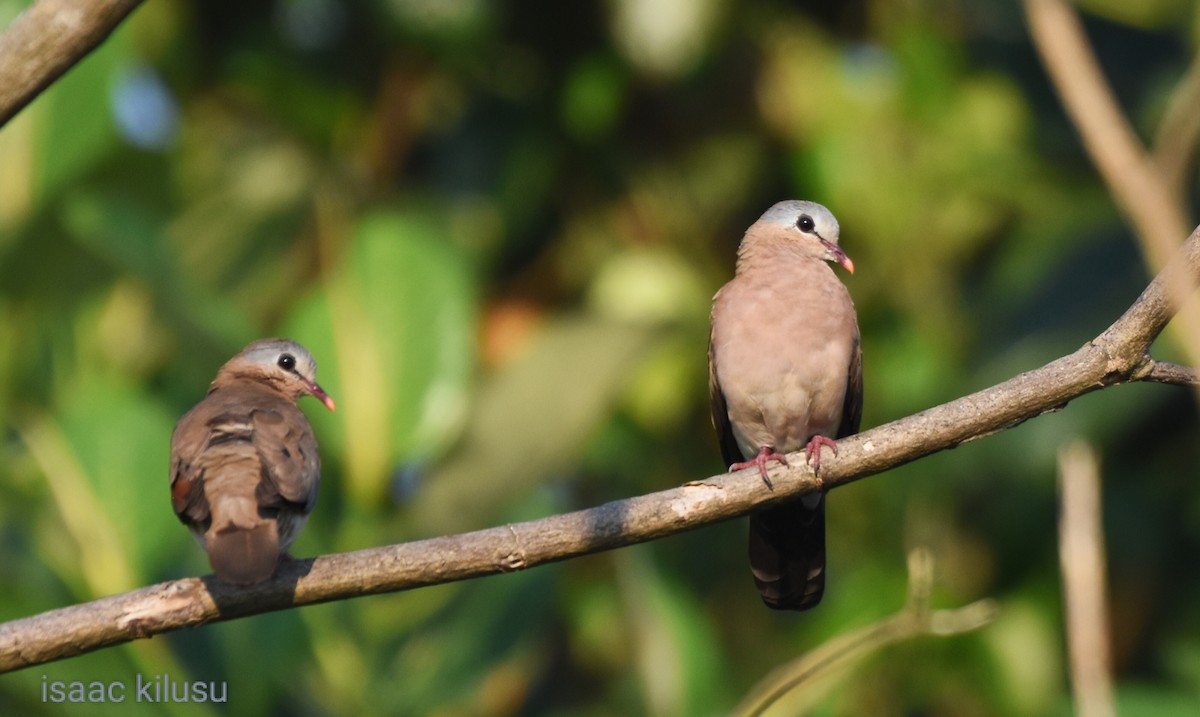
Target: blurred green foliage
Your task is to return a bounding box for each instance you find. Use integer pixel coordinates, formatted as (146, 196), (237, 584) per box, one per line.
(1, 0), (1199, 715)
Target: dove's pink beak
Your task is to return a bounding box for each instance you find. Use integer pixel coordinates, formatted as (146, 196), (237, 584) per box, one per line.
(821, 239), (854, 274)
(306, 381), (336, 412)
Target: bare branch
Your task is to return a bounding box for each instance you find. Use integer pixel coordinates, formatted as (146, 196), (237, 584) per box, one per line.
(1, 229), (1198, 675)
(0, 0), (145, 127)
(1023, 0), (1187, 270)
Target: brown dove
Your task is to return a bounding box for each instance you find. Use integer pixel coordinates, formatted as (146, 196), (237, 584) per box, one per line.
(170, 339), (335, 585)
(709, 200), (862, 611)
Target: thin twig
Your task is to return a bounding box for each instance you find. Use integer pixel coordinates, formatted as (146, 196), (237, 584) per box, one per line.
(1058, 442), (1116, 717)
(1137, 359), (1200, 386)
(730, 550), (997, 717)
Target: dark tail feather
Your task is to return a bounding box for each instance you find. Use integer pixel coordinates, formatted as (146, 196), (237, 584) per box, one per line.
(748, 493), (826, 611)
(207, 522), (280, 585)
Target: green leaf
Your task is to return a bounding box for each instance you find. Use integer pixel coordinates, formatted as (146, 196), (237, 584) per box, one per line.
(56, 377), (179, 582)
(285, 209), (476, 509)
(415, 315), (658, 534)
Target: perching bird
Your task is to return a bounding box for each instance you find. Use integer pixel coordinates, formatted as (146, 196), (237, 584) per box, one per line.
(709, 200), (862, 611)
(170, 339), (335, 585)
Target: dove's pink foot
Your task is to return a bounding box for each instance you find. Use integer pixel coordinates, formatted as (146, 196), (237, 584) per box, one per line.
(730, 446), (790, 489)
(805, 435), (839, 473)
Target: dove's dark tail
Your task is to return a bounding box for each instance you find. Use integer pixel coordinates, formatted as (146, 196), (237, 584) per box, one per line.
(207, 521), (280, 585)
(748, 493), (826, 611)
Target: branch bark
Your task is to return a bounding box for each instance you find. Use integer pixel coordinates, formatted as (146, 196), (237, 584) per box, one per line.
(0, 0), (145, 127)
(1, 228), (1199, 674)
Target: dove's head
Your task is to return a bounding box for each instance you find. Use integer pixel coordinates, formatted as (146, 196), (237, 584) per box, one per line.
(745, 200), (853, 274)
(216, 338), (336, 411)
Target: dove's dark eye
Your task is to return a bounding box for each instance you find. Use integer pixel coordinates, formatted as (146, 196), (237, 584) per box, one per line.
(278, 354), (297, 371)
(797, 215), (815, 232)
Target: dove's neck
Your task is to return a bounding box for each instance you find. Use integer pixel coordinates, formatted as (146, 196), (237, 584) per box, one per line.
(208, 370), (294, 403)
(735, 227), (828, 275)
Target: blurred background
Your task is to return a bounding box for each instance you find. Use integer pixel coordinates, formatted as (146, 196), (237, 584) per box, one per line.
(1, 0), (1199, 715)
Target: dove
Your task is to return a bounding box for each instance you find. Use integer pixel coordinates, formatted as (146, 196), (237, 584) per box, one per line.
(170, 339), (335, 585)
(709, 200), (862, 610)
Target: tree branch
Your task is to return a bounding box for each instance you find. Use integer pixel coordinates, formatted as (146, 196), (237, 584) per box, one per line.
(2, 228), (1198, 674)
(0, 0), (145, 128)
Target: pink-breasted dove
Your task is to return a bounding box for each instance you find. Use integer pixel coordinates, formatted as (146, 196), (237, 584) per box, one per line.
(170, 339), (335, 585)
(709, 200), (862, 610)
